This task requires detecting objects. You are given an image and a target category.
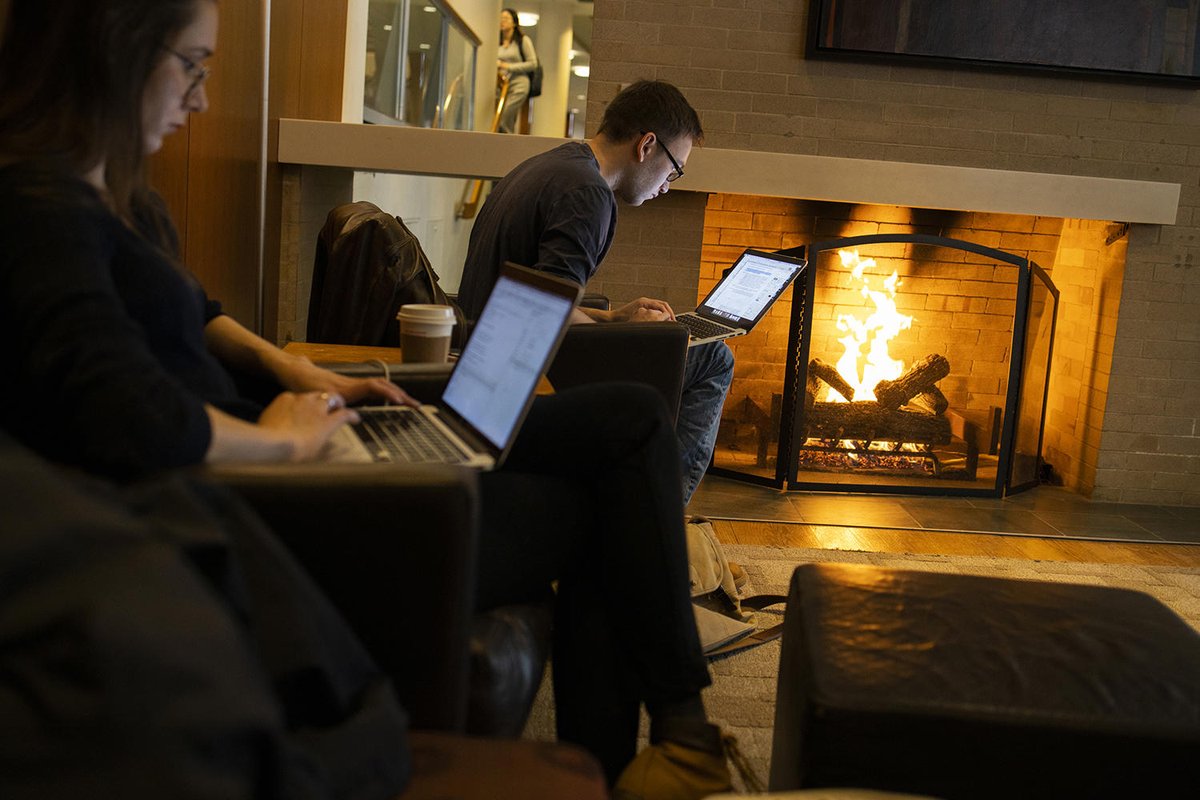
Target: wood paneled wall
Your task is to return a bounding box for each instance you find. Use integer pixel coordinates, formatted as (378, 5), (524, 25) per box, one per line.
(147, 0), (349, 339)
(264, 1), (349, 340)
(148, 0), (265, 329)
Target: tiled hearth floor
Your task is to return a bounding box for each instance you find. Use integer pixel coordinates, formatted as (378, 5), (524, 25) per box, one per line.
(687, 476), (1200, 546)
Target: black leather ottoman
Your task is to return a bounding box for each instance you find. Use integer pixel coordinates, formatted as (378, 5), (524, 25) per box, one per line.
(769, 563), (1200, 798)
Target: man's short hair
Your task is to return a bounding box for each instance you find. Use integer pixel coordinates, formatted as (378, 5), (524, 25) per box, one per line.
(597, 80), (704, 146)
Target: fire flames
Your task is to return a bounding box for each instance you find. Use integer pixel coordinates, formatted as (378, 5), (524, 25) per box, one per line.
(831, 249), (913, 402)
(798, 249), (972, 479)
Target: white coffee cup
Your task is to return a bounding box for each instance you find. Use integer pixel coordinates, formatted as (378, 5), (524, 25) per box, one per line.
(396, 304), (456, 363)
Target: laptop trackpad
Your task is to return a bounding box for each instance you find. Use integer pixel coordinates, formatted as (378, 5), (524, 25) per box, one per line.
(320, 425), (375, 463)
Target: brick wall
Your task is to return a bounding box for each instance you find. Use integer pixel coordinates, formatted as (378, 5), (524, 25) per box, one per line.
(700, 194), (807, 473)
(588, 190), (709, 313)
(586, 0), (1200, 503)
(1042, 221), (1128, 496)
(276, 166), (354, 344)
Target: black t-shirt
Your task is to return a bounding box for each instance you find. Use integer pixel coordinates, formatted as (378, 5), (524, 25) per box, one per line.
(457, 141), (617, 320)
(0, 162), (257, 478)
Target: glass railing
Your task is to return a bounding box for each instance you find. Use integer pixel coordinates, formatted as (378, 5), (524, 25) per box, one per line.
(364, 0), (479, 130)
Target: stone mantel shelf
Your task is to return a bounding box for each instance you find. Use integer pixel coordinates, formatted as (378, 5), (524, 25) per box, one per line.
(277, 119), (1180, 225)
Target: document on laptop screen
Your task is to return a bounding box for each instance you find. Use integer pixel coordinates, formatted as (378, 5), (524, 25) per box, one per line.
(704, 252), (799, 322)
(442, 276), (574, 447)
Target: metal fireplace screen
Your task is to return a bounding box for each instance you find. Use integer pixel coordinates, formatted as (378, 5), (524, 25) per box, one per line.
(708, 233), (1059, 498)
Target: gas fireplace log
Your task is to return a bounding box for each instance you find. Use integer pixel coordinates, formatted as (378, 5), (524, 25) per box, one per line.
(805, 373), (819, 411)
(908, 386), (949, 416)
(805, 401), (952, 444)
(808, 358), (856, 402)
(873, 354), (950, 411)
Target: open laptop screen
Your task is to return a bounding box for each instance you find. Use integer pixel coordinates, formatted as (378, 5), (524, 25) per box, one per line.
(696, 249), (806, 329)
(441, 271), (575, 449)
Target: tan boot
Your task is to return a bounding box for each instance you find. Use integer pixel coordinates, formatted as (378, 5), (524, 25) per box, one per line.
(612, 719), (732, 800)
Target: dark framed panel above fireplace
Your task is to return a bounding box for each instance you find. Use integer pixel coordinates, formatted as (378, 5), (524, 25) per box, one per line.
(807, 0), (1200, 84)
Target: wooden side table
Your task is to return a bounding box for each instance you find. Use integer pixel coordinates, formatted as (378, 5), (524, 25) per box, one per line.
(283, 341), (404, 364)
(284, 342), (554, 395)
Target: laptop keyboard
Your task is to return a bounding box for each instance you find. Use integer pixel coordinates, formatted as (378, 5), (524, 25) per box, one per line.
(353, 408), (465, 463)
(679, 314), (735, 341)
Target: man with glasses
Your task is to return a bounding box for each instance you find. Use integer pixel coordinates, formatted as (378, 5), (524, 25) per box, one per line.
(458, 80), (735, 510)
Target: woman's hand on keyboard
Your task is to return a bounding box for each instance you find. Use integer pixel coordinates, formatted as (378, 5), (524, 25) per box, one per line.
(275, 358), (417, 408)
(258, 391), (361, 462)
(326, 374), (418, 408)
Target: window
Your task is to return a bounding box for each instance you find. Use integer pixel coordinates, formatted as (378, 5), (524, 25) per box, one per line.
(364, 0), (479, 129)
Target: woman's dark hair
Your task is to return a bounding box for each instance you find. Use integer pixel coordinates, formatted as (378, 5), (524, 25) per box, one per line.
(499, 7), (524, 47)
(0, 0), (207, 222)
(597, 80), (704, 148)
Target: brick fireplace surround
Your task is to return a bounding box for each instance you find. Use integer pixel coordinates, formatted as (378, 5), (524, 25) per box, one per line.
(581, 0), (1200, 506)
(700, 196), (1115, 496)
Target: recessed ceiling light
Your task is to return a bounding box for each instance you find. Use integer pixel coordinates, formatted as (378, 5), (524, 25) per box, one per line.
(518, 12), (539, 27)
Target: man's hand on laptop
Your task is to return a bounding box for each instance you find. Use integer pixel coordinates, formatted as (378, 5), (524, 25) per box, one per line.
(611, 297), (676, 323)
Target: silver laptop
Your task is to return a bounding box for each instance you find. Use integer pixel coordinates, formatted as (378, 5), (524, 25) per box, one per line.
(324, 263), (581, 469)
(677, 249), (806, 346)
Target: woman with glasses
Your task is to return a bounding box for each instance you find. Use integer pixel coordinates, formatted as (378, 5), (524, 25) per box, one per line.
(0, 2), (417, 795)
(0, 2), (732, 797)
(0, 0), (409, 472)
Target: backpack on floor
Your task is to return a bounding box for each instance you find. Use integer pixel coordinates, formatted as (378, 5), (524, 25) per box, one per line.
(685, 517), (787, 657)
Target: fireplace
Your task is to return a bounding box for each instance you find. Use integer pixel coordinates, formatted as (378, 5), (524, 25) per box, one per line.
(788, 233), (1057, 496)
(702, 197), (1120, 498)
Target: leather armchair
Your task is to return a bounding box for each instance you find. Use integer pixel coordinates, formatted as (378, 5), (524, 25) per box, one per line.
(548, 321), (689, 424)
(211, 456), (553, 740)
(208, 460), (480, 733)
(214, 356), (552, 738)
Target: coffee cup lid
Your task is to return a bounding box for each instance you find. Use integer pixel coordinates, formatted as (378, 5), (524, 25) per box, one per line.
(396, 304), (456, 322)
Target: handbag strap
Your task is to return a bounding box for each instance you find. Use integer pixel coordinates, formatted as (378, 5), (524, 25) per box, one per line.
(519, 36), (536, 66)
(738, 593), (788, 611)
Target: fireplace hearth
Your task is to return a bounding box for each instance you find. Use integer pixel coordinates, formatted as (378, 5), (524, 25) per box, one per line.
(711, 232), (1059, 498)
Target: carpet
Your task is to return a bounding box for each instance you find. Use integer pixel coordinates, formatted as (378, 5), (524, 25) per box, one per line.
(523, 545), (1200, 792)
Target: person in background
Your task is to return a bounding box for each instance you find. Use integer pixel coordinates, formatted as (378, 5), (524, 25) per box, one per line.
(496, 7), (536, 133)
(458, 80), (736, 507)
(0, 1), (733, 797)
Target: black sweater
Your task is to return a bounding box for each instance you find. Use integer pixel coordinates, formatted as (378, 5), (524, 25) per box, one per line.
(0, 163), (257, 478)
(457, 141), (616, 320)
